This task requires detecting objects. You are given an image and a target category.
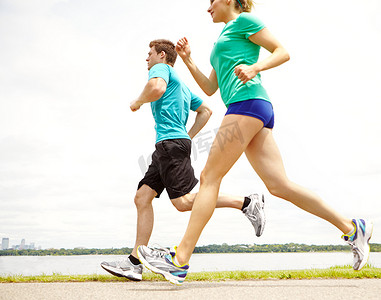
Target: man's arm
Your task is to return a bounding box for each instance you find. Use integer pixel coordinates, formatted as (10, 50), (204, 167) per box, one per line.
(130, 77), (167, 112)
(188, 102), (212, 140)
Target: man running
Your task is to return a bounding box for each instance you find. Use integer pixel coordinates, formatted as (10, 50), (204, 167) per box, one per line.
(100, 39), (266, 281)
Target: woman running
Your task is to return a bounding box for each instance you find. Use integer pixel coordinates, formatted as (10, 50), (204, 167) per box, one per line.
(137, 0), (373, 285)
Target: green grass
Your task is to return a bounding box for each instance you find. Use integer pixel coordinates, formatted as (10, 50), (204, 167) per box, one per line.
(1, 265), (380, 283)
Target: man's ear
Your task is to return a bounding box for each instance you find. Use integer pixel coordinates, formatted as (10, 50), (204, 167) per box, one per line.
(159, 51), (166, 59)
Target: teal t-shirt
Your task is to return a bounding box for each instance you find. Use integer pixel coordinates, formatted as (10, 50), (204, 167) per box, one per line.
(148, 63), (203, 143)
(210, 13), (270, 107)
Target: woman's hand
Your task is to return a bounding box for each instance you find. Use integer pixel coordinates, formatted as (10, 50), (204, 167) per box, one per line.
(176, 37), (191, 61)
(234, 64), (259, 84)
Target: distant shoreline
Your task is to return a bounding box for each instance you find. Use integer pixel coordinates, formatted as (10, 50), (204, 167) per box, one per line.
(1, 265), (380, 283)
(1, 243), (380, 256)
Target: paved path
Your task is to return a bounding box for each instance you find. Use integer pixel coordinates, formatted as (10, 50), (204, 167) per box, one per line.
(1, 279), (380, 300)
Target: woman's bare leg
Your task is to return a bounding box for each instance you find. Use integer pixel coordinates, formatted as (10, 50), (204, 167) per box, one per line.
(244, 128), (353, 234)
(176, 115), (265, 265)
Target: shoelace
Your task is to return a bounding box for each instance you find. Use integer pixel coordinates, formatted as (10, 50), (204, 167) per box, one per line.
(248, 214), (258, 221)
(245, 203), (259, 220)
(347, 241), (361, 259)
(150, 246), (171, 258)
(110, 259), (131, 269)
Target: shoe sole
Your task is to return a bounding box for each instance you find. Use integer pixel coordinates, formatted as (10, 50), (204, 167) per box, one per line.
(100, 264), (142, 281)
(248, 194), (265, 237)
(137, 246), (184, 285)
(356, 221), (374, 271)
(257, 194), (266, 237)
(255, 207), (265, 237)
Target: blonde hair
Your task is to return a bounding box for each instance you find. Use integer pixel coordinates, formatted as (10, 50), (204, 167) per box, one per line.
(234, 0), (254, 12)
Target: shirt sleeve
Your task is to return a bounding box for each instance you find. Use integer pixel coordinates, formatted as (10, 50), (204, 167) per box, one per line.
(190, 91), (203, 111)
(238, 13), (266, 39)
(148, 63), (170, 84)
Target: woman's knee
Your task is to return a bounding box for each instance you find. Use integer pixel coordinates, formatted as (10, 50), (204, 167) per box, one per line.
(265, 179), (293, 199)
(200, 168), (223, 187)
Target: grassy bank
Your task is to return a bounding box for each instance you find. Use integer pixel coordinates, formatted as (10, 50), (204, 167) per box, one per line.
(1, 265), (380, 283)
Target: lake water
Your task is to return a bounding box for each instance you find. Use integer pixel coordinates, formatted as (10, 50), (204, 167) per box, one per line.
(0, 252), (380, 276)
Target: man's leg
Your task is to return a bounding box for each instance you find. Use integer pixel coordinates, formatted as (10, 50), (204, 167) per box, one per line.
(101, 184), (157, 281)
(131, 184), (157, 258)
(171, 193), (244, 211)
(171, 192), (265, 237)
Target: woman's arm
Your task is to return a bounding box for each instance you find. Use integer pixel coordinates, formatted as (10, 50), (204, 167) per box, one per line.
(176, 37), (218, 96)
(234, 28), (290, 84)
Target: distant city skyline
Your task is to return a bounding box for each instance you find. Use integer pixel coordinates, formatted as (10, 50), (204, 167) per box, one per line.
(1, 237), (40, 250)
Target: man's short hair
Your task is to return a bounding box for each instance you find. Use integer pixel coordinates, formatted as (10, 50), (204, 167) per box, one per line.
(149, 39), (177, 67)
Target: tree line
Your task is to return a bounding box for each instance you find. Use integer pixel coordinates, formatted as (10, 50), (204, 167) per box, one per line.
(1, 243), (380, 256)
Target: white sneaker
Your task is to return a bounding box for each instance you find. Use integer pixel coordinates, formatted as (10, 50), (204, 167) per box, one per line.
(137, 245), (189, 285)
(243, 193), (266, 237)
(101, 257), (143, 281)
(342, 219), (373, 271)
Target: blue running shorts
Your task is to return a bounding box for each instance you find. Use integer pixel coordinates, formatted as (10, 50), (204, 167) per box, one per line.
(225, 99), (274, 129)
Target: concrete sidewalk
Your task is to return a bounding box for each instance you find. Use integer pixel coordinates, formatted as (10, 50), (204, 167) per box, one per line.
(1, 279), (380, 300)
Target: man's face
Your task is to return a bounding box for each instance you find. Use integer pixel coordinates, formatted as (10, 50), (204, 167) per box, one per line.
(146, 47), (164, 70)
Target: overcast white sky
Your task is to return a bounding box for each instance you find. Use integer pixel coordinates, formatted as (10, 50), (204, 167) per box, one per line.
(1, 0), (380, 250)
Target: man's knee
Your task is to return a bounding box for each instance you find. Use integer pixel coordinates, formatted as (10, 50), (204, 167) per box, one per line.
(134, 185), (156, 209)
(171, 195), (193, 212)
(134, 192), (149, 209)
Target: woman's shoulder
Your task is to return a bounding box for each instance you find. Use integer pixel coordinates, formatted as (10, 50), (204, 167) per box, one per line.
(234, 12), (265, 34)
(237, 12), (264, 26)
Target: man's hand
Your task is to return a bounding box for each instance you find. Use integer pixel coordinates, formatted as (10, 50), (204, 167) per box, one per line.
(130, 100), (142, 112)
(234, 64), (259, 84)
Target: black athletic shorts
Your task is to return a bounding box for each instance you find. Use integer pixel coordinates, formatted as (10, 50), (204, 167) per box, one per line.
(137, 139), (198, 199)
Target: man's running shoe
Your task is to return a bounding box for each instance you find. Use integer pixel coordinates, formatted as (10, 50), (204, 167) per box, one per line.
(137, 245), (189, 285)
(243, 193), (266, 237)
(342, 218), (373, 270)
(100, 257), (143, 281)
